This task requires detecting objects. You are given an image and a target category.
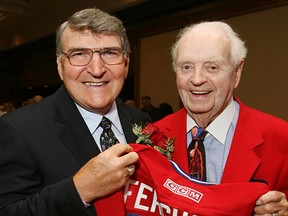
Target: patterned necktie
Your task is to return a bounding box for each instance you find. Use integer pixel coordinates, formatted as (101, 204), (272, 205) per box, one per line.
(187, 126), (208, 181)
(99, 116), (119, 151)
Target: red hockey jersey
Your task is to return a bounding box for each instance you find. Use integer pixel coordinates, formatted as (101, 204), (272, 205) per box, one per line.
(125, 144), (270, 216)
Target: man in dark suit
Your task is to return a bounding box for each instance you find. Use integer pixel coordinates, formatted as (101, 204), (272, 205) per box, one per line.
(154, 21), (288, 215)
(0, 8), (150, 216)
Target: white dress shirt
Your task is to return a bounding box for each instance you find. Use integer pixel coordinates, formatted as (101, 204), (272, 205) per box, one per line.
(76, 101), (127, 151)
(186, 100), (240, 183)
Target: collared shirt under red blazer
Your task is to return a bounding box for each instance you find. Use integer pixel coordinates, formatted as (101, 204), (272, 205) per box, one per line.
(154, 98), (288, 196)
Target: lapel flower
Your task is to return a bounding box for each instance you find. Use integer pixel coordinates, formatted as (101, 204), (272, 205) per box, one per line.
(132, 123), (175, 159)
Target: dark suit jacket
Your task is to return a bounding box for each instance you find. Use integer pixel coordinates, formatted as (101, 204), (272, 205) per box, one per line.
(154, 98), (288, 196)
(0, 85), (150, 216)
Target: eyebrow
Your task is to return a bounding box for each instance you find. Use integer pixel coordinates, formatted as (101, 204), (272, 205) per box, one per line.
(67, 46), (122, 52)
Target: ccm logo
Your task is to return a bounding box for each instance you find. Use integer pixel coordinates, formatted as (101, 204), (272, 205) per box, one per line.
(163, 179), (203, 203)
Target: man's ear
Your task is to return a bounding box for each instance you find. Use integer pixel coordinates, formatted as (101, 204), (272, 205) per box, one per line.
(56, 56), (64, 81)
(124, 56), (130, 79)
(234, 60), (244, 88)
(124, 55), (130, 67)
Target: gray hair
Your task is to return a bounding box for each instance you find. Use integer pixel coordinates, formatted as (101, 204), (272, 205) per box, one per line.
(171, 21), (247, 71)
(56, 8), (130, 56)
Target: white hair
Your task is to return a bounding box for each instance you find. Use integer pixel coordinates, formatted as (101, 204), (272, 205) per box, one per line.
(171, 21), (247, 71)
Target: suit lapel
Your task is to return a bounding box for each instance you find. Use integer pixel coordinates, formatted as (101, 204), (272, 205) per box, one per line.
(221, 100), (263, 183)
(169, 109), (189, 172)
(52, 86), (100, 165)
(155, 108), (189, 172)
(59, 118), (100, 165)
(117, 101), (137, 143)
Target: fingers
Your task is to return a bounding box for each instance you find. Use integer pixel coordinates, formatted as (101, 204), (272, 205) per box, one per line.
(108, 143), (134, 156)
(106, 143), (139, 166)
(256, 191), (285, 205)
(108, 144), (137, 179)
(254, 191), (288, 215)
(107, 144), (138, 177)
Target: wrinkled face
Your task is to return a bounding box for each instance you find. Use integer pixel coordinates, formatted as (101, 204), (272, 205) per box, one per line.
(57, 28), (129, 114)
(175, 29), (242, 125)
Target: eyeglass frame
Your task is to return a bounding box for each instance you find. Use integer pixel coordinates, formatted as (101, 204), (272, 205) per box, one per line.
(60, 47), (126, 66)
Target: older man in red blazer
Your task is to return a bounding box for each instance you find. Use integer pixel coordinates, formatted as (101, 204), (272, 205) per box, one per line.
(155, 21), (288, 216)
(155, 98), (288, 189)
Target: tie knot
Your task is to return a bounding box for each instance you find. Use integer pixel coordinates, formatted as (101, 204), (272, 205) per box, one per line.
(191, 126), (207, 140)
(100, 116), (112, 130)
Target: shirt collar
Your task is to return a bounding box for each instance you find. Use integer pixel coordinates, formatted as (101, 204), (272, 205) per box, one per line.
(186, 100), (236, 144)
(75, 101), (123, 135)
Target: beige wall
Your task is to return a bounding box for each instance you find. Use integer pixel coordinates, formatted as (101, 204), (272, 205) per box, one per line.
(140, 32), (179, 111)
(139, 5), (288, 120)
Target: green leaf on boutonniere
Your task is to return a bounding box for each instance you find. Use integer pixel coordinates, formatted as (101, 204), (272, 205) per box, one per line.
(132, 123), (175, 160)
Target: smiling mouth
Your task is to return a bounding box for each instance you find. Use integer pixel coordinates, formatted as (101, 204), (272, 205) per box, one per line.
(83, 81), (108, 86)
(191, 91), (210, 95)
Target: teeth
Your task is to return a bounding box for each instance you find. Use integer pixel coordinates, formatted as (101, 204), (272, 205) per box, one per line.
(84, 82), (105, 86)
(192, 91), (208, 94)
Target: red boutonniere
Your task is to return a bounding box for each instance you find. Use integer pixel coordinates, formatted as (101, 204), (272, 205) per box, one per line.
(132, 123), (175, 159)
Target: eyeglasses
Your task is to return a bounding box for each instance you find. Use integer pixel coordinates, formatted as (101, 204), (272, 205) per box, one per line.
(61, 47), (124, 66)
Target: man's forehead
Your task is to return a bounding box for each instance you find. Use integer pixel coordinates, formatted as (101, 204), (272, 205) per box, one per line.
(62, 28), (121, 47)
(183, 26), (229, 44)
(63, 27), (118, 38)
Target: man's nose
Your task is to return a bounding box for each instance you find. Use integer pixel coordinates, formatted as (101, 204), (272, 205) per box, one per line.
(86, 52), (106, 76)
(189, 67), (207, 85)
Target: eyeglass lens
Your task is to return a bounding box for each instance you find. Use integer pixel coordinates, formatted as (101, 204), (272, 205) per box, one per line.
(67, 48), (123, 66)
(69, 48), (123, 66)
